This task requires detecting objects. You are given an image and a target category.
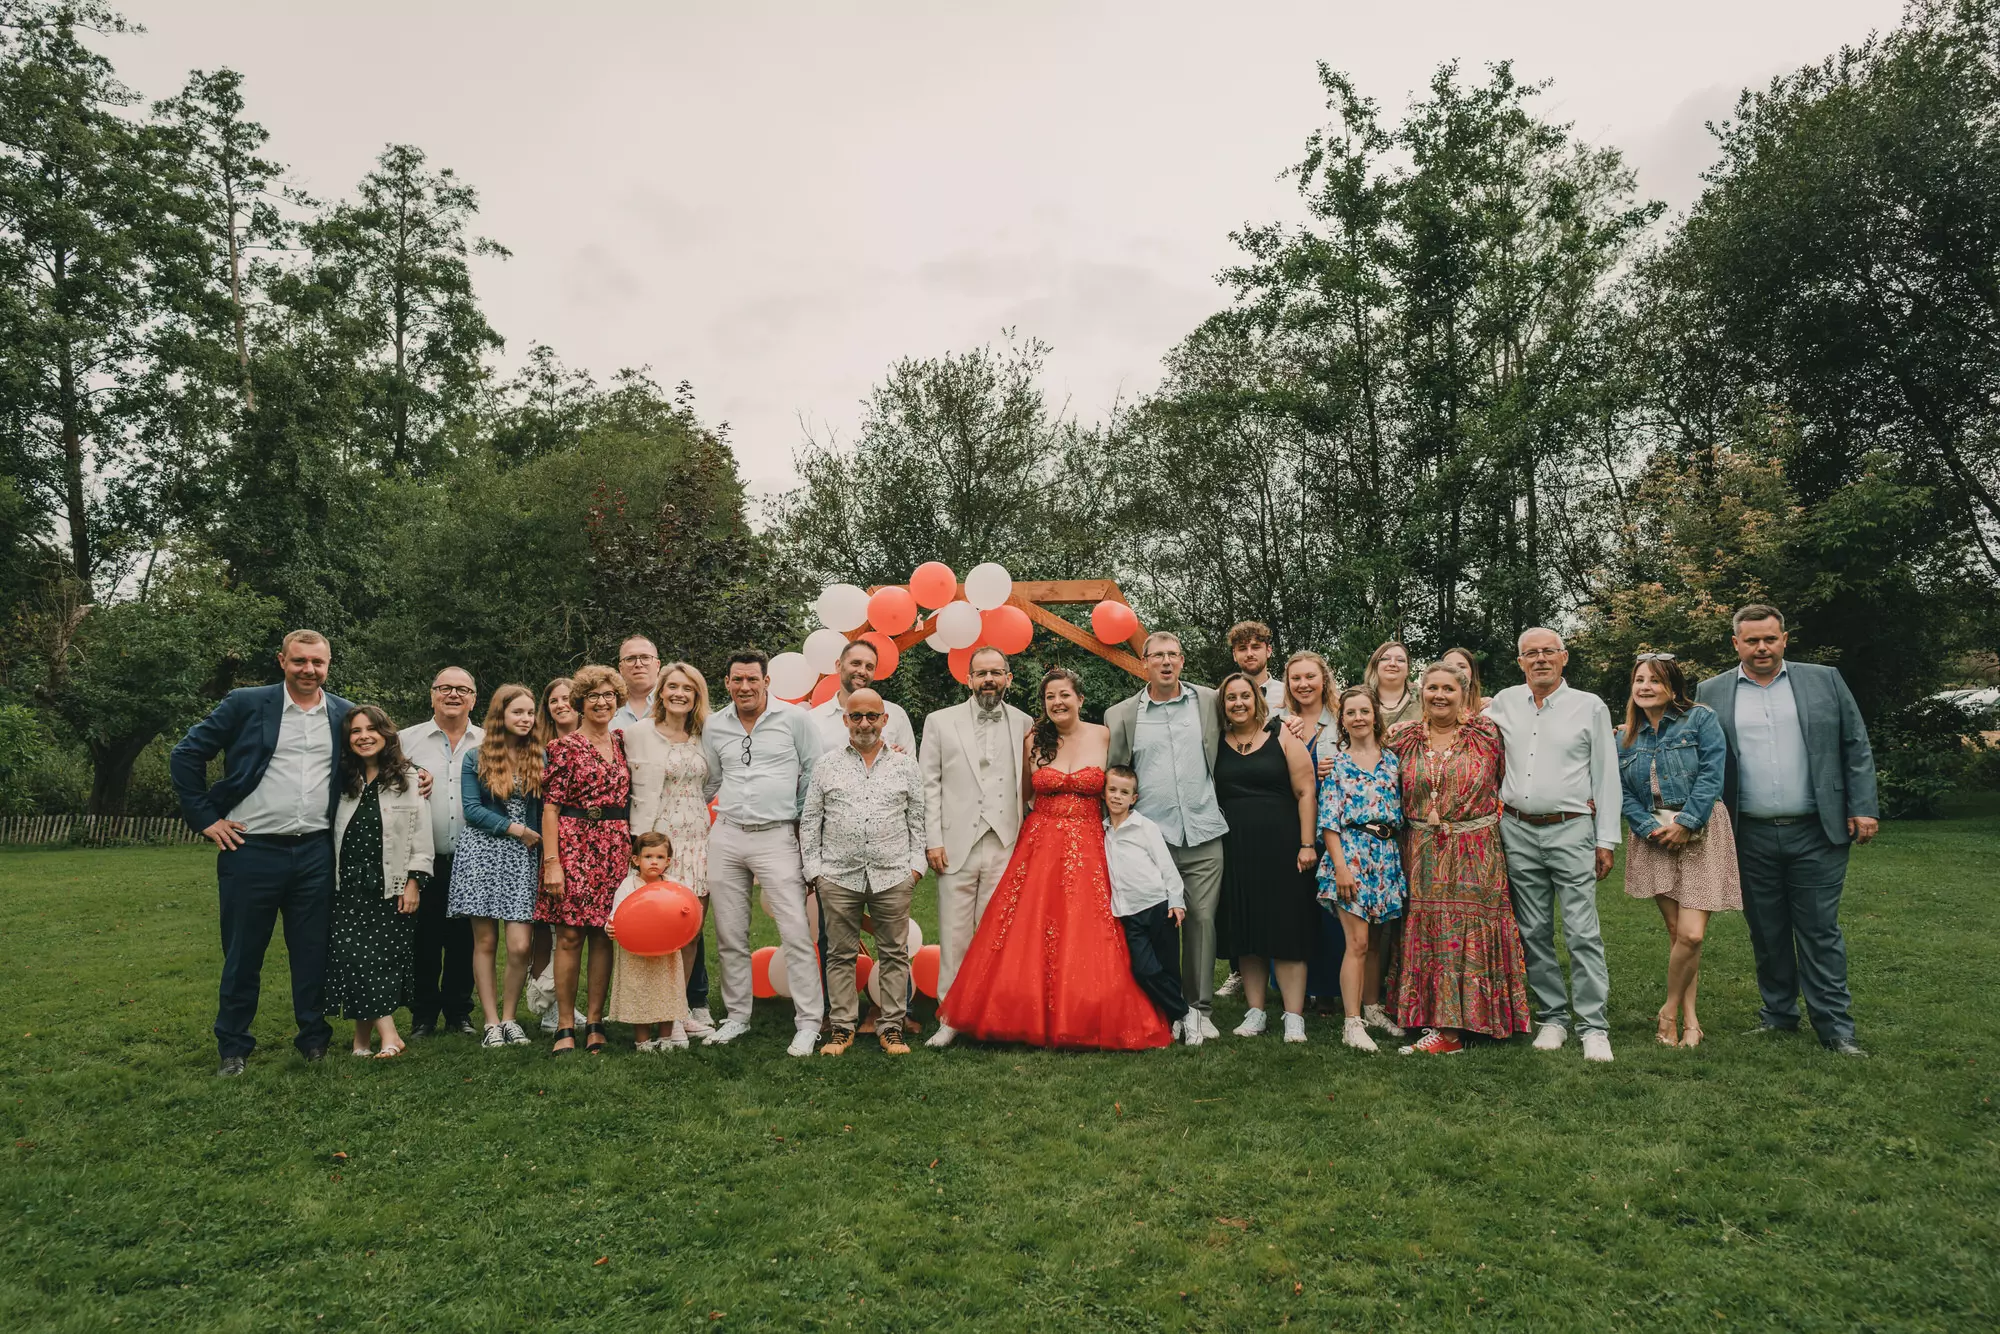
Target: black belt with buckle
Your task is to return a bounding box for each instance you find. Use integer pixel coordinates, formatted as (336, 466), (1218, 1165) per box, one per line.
(1348, 821), (1399, 841)
(557, 803), (628, 823)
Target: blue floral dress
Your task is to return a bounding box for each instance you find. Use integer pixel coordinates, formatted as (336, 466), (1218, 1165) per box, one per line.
(1316, 747), (1407, 924)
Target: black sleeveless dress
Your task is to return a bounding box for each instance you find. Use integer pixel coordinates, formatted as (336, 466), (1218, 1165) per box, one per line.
(1216, 731), (1317, 962)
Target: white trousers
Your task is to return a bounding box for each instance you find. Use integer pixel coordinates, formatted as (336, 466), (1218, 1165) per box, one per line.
(936, 828), (1012, 1001)
(707, 820), (822, 1033)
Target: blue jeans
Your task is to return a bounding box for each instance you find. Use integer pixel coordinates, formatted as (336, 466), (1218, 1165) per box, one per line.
(215, 834), (335, 1059)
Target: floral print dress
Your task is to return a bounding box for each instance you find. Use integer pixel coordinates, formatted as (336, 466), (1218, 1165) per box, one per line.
(1383, 716), (1530, 1039)
(1316, 747), (1408, 924)
(536, 730), (631, 930)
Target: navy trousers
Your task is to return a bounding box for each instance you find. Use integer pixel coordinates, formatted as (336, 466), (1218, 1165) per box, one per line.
(1735, 817), (1855, 1045)
(411, 852), (473, 1027)
(1119, 902), (1189, 1024)
(215, 834), (335, 1059)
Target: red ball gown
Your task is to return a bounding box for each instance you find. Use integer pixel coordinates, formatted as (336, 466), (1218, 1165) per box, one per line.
(939, 766), (1174, 1051)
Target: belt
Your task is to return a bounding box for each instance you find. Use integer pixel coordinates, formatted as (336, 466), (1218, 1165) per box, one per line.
(1413, 812), (1500, 836)
(241, 830), (326, 846)
(1741, 814), (1811, 826)
(1347, 821), (1399, 841)
(722, 816), (793, 833)
(557, 803), (628, 823)
(1503, 805), (1586, 827)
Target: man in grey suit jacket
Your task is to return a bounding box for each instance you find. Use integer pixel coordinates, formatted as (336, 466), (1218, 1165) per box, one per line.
(1694, 604), (1879, 1056)
(1106, 631), (1227, 1045)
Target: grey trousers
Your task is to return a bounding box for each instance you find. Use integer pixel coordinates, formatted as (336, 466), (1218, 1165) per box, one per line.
(1502, 814), (1610, 1035)
(707, 820), (823, 1033)
(1170, 837), (1225, 1017)
(1735, 816), (1854, 1045)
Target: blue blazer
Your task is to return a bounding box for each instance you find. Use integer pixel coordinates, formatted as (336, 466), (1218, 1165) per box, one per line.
(1693, 661), (1879, 847)
(171, 684), (354, 832)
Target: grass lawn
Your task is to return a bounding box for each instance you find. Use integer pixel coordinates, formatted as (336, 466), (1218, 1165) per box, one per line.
(4, 801), (1998, 1332)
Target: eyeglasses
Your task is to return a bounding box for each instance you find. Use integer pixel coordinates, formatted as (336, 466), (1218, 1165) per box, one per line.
(581, 690), (619, 704)
(1520, 648), (1564, 661)
(740, 734), (754, 766)
(620, 653), (658, 665)
(1636, 652), (1677, 663)
(1145, 649), (1183, 661)
(432, 685), (474, 697)
(846, 711), (886, 723)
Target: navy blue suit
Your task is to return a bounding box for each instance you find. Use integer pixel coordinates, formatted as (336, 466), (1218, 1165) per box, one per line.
(172, 685), (353, 1060)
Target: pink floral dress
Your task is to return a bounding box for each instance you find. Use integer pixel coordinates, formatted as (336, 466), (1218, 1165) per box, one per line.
(536, 730), (631, 930)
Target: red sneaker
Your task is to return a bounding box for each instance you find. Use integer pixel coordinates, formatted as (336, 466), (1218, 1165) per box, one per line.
(1398, 1028), (1465, 1056)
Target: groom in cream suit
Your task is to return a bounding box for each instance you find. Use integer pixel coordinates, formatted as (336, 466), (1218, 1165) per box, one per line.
(920, 647), (1031, 1046)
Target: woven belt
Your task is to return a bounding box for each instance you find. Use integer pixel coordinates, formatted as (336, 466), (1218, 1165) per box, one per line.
(557, 803), (628, 823)
(1503, 805), (1586, 827)
(1413, 812), (1499, 836)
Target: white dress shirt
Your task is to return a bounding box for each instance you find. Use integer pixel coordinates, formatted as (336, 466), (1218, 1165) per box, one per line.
(399, 719), (483, 855)
(228, 694), (334, 834)
(1103, 810), (1186, 917)
(1732, 664), (1816, 817)
(810, 695), (917, 758)
(701, 700), (821, 825)
(1486, 680), (1622, 848)
(1259, 676), (1287, 715)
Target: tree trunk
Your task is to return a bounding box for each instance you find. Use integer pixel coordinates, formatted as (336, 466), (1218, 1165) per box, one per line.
(58, 341), (90, 591)
(87, 731), (159, 817)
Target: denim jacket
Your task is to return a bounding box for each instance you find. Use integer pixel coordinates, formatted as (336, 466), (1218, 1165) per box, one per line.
(1618, 703), (1727, 836)
(460, 746), (544, 838)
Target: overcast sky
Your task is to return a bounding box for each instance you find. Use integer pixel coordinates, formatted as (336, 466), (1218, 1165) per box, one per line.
(116, 1), (1904, 497)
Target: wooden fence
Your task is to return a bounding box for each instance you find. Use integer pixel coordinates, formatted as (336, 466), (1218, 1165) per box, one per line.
(0, 814), (202, 847)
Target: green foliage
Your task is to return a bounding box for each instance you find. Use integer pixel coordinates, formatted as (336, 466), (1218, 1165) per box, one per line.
(1873, 696), (1995, 819)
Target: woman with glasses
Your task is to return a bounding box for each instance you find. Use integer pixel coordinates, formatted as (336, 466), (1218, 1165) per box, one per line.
(1365, 641), (1421, 730)
(536, 663), (631, 1055)
(1619, 652), (1740, 1048)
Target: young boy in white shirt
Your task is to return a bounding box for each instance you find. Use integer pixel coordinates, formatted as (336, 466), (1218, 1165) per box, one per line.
(1102, 765), (1192, 1040)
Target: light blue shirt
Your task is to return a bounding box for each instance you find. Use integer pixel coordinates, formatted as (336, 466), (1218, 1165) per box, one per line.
(1733, 665), (1815, 817)
(701, 700), (821, 825)
(1131, 687), (1228, 847)
(611, 692), (654, 732)
(398, 719), (484, 855)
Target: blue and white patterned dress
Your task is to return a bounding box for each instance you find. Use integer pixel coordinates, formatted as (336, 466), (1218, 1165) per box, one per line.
(449, 791), (539, 923)
(1316, 747), (1407, 924)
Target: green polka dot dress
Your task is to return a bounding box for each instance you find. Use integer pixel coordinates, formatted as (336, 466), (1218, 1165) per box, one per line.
(326, 779), (428, 1022)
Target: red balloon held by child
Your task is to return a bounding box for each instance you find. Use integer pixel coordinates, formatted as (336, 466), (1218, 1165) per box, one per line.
(611, 881), (702, 957)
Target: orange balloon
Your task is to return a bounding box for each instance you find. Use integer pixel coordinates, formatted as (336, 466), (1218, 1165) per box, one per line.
(853, 952), (875, 999)
(751, 945), (779, 998)
(982, 604), (1032, 655)
(860, 630), (900, 680)
(706, 796), (718, 826)
(1091, 599), (1139, 645)
(866, 586), (917, 636)
(809, 673), (839, 706)
(612, 881), (703, 956)
(947, 645), (975, 686)
(909, 561), (957, 610)
(911, 943), (941, 998)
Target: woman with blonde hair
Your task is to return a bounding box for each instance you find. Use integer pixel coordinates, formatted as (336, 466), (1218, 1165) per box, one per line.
(1438, 647), (1491, 715)
(450, 684), (545, 1047)
(621, 660), (717, 1041)
(537, 663), (631, 1055)
(1365, 641), (1421, 729)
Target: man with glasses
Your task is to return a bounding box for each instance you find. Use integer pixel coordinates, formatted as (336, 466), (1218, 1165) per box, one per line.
(1106, 631), (1227, 1046)
(1487, 628), (1623, 1063)
(611, 635), (661, 730)
(400, 666), (484, 1038)
(700, 650), (824, 1056)
(809, 638), (917, 756)
(802, 687), (927, 1056)
(918, 647), (1031, 1047)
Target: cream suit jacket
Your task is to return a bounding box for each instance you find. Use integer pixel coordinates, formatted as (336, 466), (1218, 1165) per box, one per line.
(918, 698), (1032, 873)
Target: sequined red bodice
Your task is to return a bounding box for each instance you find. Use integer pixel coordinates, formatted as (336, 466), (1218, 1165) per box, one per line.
(1029, 765), (1105, 820)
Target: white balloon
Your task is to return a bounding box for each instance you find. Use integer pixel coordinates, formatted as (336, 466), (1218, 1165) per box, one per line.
(906, 917), (923, 953)
(934, 600), (983, 649)
(814, 583), (870, 632)
(865, 955), (886, 1010)
(803, 627), (849, 675)
(769, 651), (815, 700)
(768, 947), (791, 998)
(964, 562), (1013, 610)
(925, 630), (952, 653)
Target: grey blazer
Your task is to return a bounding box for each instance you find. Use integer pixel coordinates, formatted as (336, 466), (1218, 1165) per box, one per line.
(1693, 661), (1879, 847)
(1104, 683), (1221, 775)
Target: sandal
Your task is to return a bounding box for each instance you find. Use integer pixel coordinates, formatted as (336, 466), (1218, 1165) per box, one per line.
(374, 1043), (405, 1060)
(1679, 1025), (1704, 1049)
(1655, 1009), (1678, 1047)
(584, 1022), (608, 1055)
(550, 1027), (577, 1056)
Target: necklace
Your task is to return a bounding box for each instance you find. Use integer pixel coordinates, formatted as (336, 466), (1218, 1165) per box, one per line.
(1228, 728), (1262, 754)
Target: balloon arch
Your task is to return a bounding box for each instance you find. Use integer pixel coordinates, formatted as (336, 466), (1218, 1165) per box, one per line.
(765, 563), (1152, 704)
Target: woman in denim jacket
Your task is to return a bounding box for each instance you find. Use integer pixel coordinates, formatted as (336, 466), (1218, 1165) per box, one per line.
(1619, 653), (1742, 1049)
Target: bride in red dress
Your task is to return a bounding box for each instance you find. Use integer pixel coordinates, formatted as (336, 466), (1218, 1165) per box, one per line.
(937, 668), (1174, 1051)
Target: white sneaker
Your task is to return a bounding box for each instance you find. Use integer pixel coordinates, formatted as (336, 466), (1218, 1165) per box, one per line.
(1362, 1003), (1404, 1038)
(704, 1018), (751, 1046)
(1282, 1012), (1307, 1043)
(1216, 971), (1243, 997)
(664, 1023), (689, 1050)
(1197, 1012), (1220, 1041)
(682, 1008), (714, 1037)
(1233, 1008), (1268, 1037)
(634, 1038), (660, 1053)
(786, 1028), (818, 1058)
(1581, 1031), (1614, 1063)
(925, 1023), (958, 1049)
(1343, 1017), (1379, 1052)
(540, 1008), (561, 1035)
(1182, 1017), (1205, 1047)
(1532, 1022), (1569, 1051)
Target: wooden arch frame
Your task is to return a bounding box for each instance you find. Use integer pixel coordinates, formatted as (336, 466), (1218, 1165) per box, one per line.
(874, 579), (1151, 679)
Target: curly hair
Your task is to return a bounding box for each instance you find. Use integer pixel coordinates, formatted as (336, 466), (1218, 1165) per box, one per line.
(568, 663), (625, 713)
(1029, 667), (1085, 768)
(477, 684), (544, 798)
(340, 704), (413, 798)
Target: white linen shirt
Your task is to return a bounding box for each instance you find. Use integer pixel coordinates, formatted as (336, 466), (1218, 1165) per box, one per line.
(701, 700), (820, 825)
(399, 719), (484, 855)
(1103, 810), (1186, 917)
(1487, 680), (1622, 848)
(228, 693), (334, 835)
(810, 695), (917, 758)
(800, 745), (927, 891)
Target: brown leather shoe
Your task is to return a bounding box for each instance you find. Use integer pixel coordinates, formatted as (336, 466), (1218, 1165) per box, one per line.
(878, 1025), (910, 1055)
(819, 1027), (855, 1056)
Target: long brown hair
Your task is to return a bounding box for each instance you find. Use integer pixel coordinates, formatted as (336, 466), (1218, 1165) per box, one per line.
(1439, 647), (1483, 708)
(340, 704), (413, 798)
(1334, 686), (1384, 748)
(477, 684), (545, 798)
(1621, 655), (1698, 748)
(1217, 671), (1270, 731)
(1029, 667), (1084, 768)
(535, 676), (576, 747)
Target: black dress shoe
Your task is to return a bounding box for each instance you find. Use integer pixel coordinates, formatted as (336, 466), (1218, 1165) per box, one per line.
(1827, 1039), (1869, 1058)
(300, 1045), (327, 1063)
(217, 1056), (247, 1077)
